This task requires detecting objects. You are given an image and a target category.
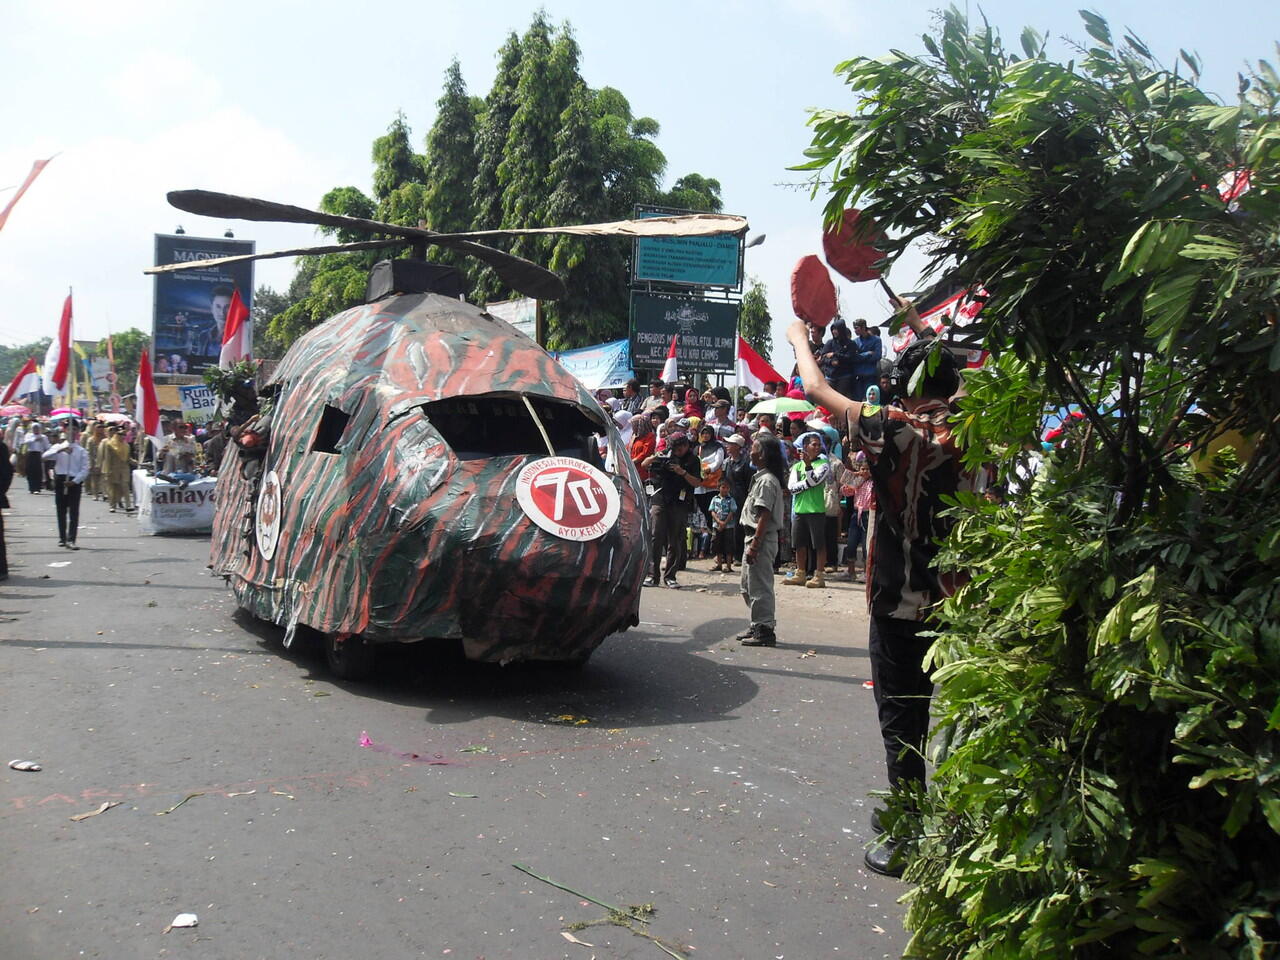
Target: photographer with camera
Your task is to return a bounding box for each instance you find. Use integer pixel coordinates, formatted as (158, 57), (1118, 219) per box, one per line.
(641, 431), (702, 588)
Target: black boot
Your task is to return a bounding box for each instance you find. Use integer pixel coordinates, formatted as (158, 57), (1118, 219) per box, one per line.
(740, 625), (776, 647)
(863, 837), (905, 878)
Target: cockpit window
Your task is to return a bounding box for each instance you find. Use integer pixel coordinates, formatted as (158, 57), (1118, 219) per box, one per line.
(420, 394), (606, 466)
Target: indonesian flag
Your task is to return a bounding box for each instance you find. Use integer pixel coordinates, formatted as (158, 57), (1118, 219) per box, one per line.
(660, 334), (678, 383)
(219, 288), (252, 368)
(135, 350), (164, 449)
(0, 157), (54, 234)
(0, 357), (41, 405)
(736, 335), (785, 396)
(42, 292), (73, 395)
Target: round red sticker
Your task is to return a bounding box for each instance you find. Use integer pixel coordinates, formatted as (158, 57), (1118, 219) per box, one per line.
(515, 457), (620, 541)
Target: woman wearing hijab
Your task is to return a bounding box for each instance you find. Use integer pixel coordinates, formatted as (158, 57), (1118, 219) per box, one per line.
(683, 388), (705, 419)
(693, 424), (726, 537)
(629, 413), (656, 486)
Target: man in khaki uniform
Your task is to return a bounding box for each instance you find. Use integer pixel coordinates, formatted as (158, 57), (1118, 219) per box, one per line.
(100, 427), (133, 512)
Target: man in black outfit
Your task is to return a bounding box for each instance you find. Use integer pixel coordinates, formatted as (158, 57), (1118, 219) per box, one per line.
(641, 431), (701, 588)
(817, 319), (858, 398)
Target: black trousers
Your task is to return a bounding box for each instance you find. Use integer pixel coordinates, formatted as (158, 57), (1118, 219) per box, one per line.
(25, 451), (43, 493)
(0, 509), (7, 578)
(868, 615), (935, 790)
(649, 501), (689, 582)
(54, 475), (82, 544)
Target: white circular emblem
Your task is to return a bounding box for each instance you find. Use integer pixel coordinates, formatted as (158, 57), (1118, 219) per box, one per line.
(256, 469), (282, 560)
(515, 457), (621, 542)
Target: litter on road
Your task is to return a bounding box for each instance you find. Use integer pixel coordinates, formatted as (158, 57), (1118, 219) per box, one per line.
(69, 801), (122, 822)
(8, 759), (41, 772)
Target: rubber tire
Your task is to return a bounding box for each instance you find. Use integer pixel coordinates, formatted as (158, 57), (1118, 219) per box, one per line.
(325, 634), (377, 681)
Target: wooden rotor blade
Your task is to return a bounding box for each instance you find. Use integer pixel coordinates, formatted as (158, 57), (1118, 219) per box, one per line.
(423, 213), (750, 242)
(166, 189), (566, 300)
(144, 239), (406, 275)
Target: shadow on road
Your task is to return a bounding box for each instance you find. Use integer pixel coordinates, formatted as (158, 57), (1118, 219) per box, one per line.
(233, 609), (763, 729)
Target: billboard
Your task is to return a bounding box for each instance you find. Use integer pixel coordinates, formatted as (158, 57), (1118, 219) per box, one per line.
(632, 205), (743, 289)
(152, 234), (254, 375)
(631, 293), (738, 373)
(552, 339), (634, 391)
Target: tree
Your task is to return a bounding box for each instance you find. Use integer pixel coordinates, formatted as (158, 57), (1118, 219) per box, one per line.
(251, 287), (290, 359)
(738, 278), (771, 361)
(658, 173), (723, 212)
(801, 9), (1280, 956)
(544, 82), (614, 348)
(470, 31), (525, 303)
(0, 338), (50, 385)
(101, 328), (149, 393)
(423, 62), (479, 234)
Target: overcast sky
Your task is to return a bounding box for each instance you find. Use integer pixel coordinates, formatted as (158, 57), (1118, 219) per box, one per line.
(2, 0), (1275, 361)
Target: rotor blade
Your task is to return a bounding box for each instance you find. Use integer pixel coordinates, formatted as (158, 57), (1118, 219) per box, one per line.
(166, 189), (566, 299)
(144, 239), (406, 275)
(421, 213), (750, 242)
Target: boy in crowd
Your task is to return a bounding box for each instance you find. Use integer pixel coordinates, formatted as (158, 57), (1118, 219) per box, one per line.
(708, 478), (738, 573)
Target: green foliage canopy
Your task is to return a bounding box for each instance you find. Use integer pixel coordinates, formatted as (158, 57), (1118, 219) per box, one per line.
(800, 8), (1280, 957)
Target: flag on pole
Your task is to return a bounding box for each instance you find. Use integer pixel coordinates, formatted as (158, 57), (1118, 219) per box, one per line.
(736, 335), (785, 397)
(135, 350), (164, 449)
(0, 157), (54, 234)
(660, 334), (678, 384)
(0, 357), (41, 405)
(43, 292), (73, 395)
(219, 288), (252, 368)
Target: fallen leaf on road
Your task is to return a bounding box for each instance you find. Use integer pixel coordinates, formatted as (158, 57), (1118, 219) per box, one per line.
(226, 790), (256, 798)
(459, 744), (491, 754)
(26, 907), (38, 914)
(799, 649), (817, 658)
(163, 913), (198, 933)
(561, 931), (594, 947)
(872, 924), (885, 934)
(448, 792), (478, 798)
(762, 879), (777, 887)
(312, 691), (331, 697)
(270, 789), (295, 800)
(70, 801), (121, 822)
(549, 714), (591, 725)
(155, 792), (204, 815)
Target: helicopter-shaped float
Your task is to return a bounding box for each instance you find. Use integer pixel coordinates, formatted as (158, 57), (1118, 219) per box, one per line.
(147, 189), (747, 678)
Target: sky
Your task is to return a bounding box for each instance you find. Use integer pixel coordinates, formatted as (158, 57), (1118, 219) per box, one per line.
(1, 0), (1277, 365)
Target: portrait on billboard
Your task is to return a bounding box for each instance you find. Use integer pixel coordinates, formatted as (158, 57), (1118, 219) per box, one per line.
(152, 234), (254, 374)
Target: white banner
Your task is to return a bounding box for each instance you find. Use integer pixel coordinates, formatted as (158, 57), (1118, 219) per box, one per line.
(178, 385), (219, 424)
(132, 469), (216, 535)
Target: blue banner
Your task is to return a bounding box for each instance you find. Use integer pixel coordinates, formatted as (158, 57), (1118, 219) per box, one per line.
(552, 339), (634, 391)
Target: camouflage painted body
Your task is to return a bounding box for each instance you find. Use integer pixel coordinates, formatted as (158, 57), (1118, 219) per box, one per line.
(210, 293), (648, 663)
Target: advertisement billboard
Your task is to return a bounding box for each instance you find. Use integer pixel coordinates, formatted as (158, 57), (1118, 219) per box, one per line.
(632, 205), (743, 289)
(631, 293), (738, 373)
(152, 234), (254, 375)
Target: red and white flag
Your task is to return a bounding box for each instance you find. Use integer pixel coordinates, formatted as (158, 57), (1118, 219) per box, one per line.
(135, 351), (164, 450)
(735, 335), (785, 396)
(660, 334), (678, 383)
(0, 357), (41, 405)
(42, 292), (73, 395)
(219, 288), (252, 368)
(0, 157), (54, 234)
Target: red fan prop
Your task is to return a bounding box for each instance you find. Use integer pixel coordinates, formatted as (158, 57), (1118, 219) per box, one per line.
(822, 208), (898, 301)
(790, 254), (838, 327)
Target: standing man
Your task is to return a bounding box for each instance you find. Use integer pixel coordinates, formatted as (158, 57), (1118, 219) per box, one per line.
(0, 427), (12, 579)
(621, 378), (645, 415)
(787, 302), (970, 878)
(817, 319), (858, 398)
(43, 427), (90, 549)
(21, 422), (49, 494)
(736, 434), (786, 647)
(641, 431), (701, 588)
(851, 319), (884, 402)
(101, 426), (133, 512)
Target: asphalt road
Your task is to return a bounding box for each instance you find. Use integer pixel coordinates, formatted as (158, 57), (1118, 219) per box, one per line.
(1, 490), (908, 960)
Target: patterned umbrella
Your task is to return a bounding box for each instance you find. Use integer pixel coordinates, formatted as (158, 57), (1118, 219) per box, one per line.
(747, 397), (815, 416)
(0, 404), (30, 416)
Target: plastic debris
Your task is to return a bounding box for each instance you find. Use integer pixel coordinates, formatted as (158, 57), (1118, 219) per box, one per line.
(8, 760), (41, 772)
(69, 801), (121, 822)
(358, 731), (373, 747)
(47, 561), (72, 568)
(163, 913), (198, 933)
(448, 792), (478, 798)
(226, 790), (256, 798)
(862, 680), (875, 689)
(270, 789), (295, 799)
